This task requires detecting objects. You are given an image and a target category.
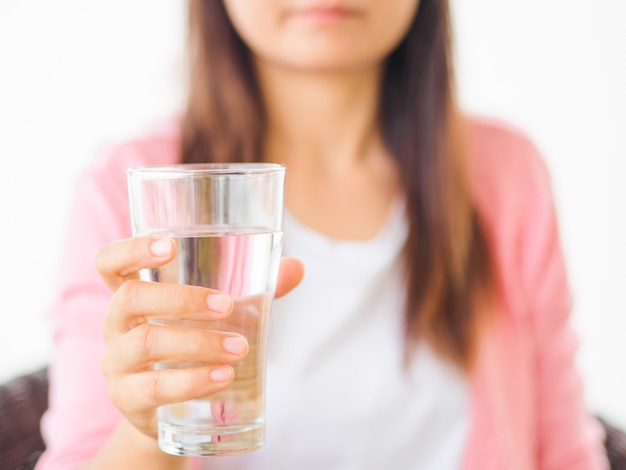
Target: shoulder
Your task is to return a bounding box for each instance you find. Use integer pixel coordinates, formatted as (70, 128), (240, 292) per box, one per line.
(464, 115), (552, 208)
(75, 118), (182, 208)
(463, 115), (555, 236)
(87, 117), (182, 179)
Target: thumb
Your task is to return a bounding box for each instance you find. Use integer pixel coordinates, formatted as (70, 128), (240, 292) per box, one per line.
(275, 257), (304, 298)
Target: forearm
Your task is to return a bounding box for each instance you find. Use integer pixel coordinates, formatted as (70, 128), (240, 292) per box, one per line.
(82, 419), (190, 470)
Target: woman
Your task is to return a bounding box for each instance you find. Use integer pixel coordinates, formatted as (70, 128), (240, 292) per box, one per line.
(37, 1), (607, 469)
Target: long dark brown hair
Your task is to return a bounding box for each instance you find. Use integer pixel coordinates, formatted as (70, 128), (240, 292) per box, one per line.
(181, 0), (493, 369)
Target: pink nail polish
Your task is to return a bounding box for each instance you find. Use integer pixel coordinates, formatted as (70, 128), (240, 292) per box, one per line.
(210, 366), (232, 383)
(150, 239), (172, 257)
(207, 294), (231, 313)
(223, 336), (247, 355)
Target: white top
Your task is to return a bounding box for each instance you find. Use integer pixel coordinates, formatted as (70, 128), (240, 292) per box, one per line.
(202, 199), (469, 470)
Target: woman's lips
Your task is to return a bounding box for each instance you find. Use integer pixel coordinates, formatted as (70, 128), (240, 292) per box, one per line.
(290, 6), (361, 24)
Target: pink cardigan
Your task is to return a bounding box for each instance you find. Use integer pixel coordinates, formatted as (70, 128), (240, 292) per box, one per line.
(36, 118), (608, 469)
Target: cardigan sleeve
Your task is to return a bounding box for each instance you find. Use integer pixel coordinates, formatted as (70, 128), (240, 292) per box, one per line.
(516, 139), (608, 469)
(36, 145), (142, 469)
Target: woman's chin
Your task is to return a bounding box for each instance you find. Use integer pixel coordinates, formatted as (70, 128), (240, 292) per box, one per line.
(258, 53), (380, 76)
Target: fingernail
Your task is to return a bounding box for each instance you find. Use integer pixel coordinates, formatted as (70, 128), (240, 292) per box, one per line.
(210, 366), (233, 383)
(150, 239), (172, 257)
(207, 294), (231, 313)
(223, 336), (247, 355)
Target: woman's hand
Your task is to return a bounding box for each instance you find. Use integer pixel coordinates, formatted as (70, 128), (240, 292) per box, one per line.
(95, 236), (303, 438)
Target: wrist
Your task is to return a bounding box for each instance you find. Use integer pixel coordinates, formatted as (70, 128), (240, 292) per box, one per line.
(83, 419), (189, 470)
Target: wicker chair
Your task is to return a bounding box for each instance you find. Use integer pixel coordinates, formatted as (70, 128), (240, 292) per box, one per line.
(0, 368), (48, 470)
(0, 368), (625, 469)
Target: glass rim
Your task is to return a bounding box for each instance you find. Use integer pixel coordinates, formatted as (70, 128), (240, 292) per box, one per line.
(127, 163), (285, 178)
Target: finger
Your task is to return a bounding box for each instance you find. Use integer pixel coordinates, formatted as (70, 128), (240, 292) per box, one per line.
(104, 280), (232, 338)
(95, 236), (176, 291)
(111, 365), (234, 414)
(104, 323), (249, 373)
(275, 257), (304, 298)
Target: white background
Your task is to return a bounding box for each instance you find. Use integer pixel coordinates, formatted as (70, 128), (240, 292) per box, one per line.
(0, 1), (624, 428)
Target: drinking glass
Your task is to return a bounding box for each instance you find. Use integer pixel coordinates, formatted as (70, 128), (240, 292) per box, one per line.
(127, 163), (285, 456)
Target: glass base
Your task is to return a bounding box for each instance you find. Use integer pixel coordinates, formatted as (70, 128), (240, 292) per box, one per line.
(158, 422), (265, 456)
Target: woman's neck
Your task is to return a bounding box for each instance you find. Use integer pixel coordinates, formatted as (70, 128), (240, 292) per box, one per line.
(254, 61), (399, 240)
(256, 62), (386, 172)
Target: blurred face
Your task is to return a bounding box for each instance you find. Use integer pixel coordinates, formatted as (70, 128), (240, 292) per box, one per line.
(223, 0), (421, 72)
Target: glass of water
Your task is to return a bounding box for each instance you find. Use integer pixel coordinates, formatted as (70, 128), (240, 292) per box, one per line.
(127, 163), (285, 456)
